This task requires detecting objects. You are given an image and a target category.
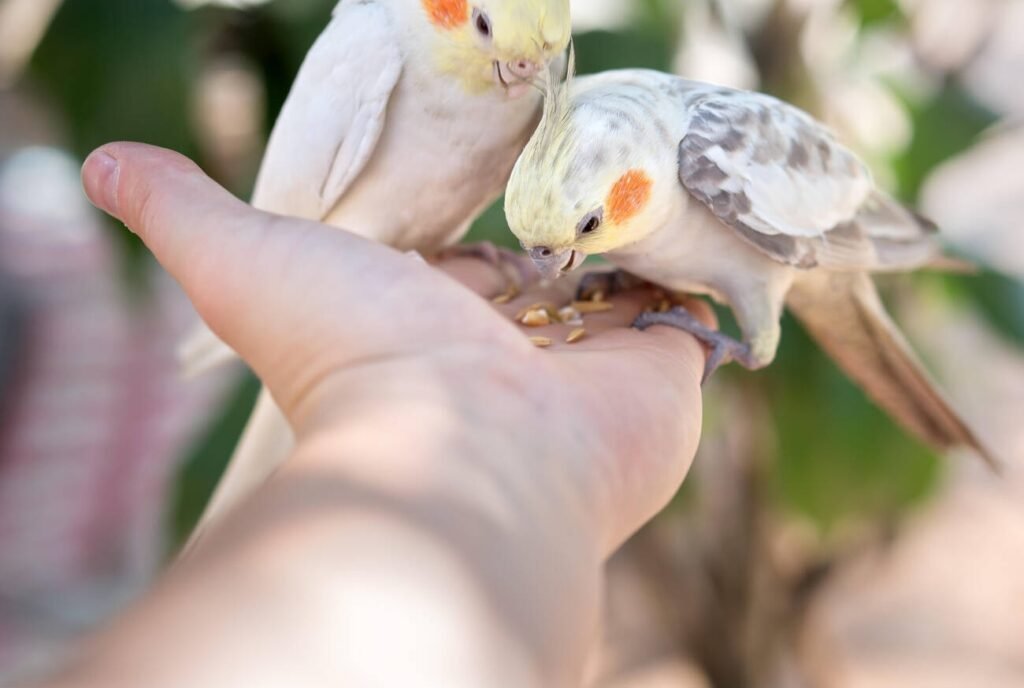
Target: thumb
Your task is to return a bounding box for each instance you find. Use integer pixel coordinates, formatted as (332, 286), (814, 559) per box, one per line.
(82, 142), (259, 277)
(81, 142), (282, 329)
(78, 143), (476, 418)
(79, 143), (337, 399)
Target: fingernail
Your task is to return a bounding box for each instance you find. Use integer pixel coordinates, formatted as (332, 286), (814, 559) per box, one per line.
(82, 151), (120, 218)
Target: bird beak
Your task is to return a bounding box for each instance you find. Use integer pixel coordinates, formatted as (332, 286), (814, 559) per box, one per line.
(527, 247), (584, 281)
(493, 61), (539, 99)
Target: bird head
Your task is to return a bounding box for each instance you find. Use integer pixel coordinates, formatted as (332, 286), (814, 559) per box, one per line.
(505, 70), (674, 279)
(415, 0), (571, 97)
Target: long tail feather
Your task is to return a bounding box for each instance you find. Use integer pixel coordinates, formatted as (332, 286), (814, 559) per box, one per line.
(178, 323), (238, 378)
(182, 387), (294, 554)
(786, 271), (1001, 473)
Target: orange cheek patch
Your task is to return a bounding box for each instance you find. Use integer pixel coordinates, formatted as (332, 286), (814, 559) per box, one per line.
(606, 169), (653, 225)
(422, 0), (469, 29)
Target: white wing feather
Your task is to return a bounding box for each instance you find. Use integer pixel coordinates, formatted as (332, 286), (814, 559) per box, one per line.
(180, 1), (402, 377)
(251, 0), (403, 220)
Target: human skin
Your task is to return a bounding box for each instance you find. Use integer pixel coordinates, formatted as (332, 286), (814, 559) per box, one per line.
(39, 143), (707, 687)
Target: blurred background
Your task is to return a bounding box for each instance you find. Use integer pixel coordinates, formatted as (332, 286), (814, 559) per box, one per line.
(0, 0), (1022, 685)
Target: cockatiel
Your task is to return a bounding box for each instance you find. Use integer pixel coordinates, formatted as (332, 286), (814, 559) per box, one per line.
(184, 0), (571, 543)
(504, 68), (999, 470)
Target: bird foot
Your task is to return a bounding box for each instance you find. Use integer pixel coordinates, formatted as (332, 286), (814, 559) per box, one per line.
(575, 269), (648, 301)
(438, 242), (539, 300)
(633, 306), (755, 384)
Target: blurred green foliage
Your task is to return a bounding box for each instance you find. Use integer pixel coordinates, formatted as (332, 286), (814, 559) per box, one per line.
(32, 0), (196, 159)
(18, 0), (1020, 544)
(848, 0), (902, 27)
(171, 372), (261, 539)
(31, 0), (197, 275)
(894, 82), (999, 203)
(765, 312), (939, 528)
(941, 270), (1024, 348)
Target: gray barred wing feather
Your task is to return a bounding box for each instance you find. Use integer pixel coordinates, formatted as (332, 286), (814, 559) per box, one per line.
(677, 87), (938, 271)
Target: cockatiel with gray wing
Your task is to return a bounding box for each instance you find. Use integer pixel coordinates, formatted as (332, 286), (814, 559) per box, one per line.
(504, 69), (1000, 470)
(183, 0), (571, 544)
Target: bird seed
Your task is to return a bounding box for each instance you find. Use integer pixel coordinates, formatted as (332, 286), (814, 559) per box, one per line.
(566, 328), (587, 344)
(521, 309), (552, 327)
(571, 300), (614, 314)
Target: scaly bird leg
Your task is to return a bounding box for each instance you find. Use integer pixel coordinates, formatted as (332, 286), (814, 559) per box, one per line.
(437, 242), (539, 300)
(575, 269), (650, 301)
(634, 306), (760, 384)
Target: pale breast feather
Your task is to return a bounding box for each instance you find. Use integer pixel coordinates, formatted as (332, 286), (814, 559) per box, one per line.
(250, 0), (403, 221)
(676, 87), (880, 268)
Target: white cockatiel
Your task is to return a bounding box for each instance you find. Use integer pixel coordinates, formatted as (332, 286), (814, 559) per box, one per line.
(504, 68), (999, 469)
(184, 0), (571, 544)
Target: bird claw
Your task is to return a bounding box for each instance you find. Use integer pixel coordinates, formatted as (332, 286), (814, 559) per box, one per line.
(633, 306), (754, 384)
(575, 269), (647, 301)
(438, 242), (539, 296)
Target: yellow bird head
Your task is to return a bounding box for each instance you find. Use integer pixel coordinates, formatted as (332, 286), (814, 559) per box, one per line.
(505, 68), (675, 279)
(417, 0), (571, 97)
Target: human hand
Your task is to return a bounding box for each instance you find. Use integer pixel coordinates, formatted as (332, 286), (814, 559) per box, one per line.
(64, 143), (708, 687)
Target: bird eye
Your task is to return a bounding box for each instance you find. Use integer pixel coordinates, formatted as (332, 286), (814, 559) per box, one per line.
(472, 8), (492, 39)
(577, 209), (603, 236)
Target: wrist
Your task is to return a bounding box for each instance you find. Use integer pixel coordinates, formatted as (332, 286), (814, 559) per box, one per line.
(246, 354), (605, 684)
(270, 352), (606, 679)
(54, 353), (606, 688)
